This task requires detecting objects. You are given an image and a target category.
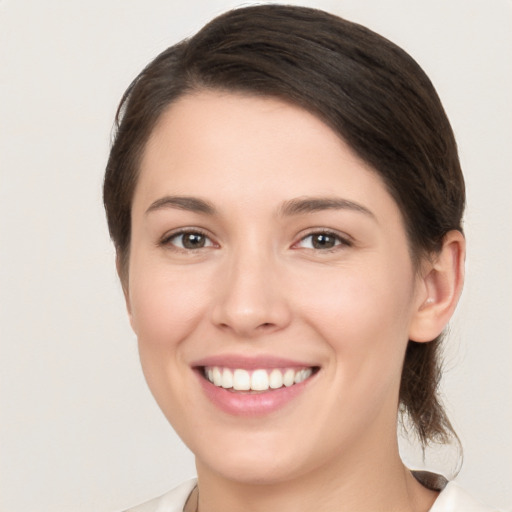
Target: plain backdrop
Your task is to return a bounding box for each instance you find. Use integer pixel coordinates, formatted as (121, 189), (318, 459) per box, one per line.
(1, 1), (511, 510)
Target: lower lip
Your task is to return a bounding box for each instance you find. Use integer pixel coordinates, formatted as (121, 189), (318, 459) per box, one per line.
(196, 370), (315, 416)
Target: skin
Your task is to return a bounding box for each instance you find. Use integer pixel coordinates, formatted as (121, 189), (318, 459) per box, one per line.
(124, 91), (465, 512)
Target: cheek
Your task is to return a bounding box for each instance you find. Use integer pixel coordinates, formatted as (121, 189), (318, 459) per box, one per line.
(127, 262), (214, 425)
(296, 260), (415, 385)
(300, 261), (413, 334)
(128, 262), (210, 348)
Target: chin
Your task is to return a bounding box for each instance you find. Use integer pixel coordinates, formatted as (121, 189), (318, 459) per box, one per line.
(193, 432), (322, 486)
(200, 455), (304, 485)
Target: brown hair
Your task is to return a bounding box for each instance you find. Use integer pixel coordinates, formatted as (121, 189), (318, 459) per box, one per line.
(104, 4), (464, 450)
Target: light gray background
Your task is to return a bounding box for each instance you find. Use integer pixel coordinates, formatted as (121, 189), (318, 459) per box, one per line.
(1, 1), (511, 511)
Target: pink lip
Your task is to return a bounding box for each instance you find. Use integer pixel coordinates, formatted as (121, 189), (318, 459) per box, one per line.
(191, 354), (314, 370)
(191, 355), (318, 416)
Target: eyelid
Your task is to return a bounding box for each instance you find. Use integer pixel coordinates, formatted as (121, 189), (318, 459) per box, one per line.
(159, 227), (218, 249)
(158, 227), (352, 251)
(292, 228), (354, 250)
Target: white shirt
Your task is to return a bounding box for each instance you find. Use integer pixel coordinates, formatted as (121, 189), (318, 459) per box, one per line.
(124, 477), (502, 512)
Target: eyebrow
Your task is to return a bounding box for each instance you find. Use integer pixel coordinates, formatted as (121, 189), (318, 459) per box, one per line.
(145, 195), (217, 215)
(279, 196), (375, 219)
(145, 195), (375, 220)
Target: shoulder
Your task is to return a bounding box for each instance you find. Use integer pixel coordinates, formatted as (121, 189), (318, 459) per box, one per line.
(123, 479), (197, 512)
(121, 477), (505, 512)
(431, 481), (504, 512)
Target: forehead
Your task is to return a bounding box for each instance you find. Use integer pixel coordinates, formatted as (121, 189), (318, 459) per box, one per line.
(134, 91), (400, 222)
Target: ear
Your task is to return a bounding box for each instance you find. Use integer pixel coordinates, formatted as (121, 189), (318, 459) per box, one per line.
(116, 253), (135, 329)
(409, 230), (465, 342)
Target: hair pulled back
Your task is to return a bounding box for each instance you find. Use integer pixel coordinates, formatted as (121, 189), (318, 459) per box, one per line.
(104, 4), (465, 450)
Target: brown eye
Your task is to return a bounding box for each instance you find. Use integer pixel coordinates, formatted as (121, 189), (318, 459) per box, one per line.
(296, 231), (350, 250)
(166, 231), (214, 250)
(182, 233), (206, 248)
(311, 233), (337, 249)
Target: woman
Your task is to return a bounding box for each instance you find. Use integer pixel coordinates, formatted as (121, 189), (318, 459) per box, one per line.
(104, 5), (495, 512)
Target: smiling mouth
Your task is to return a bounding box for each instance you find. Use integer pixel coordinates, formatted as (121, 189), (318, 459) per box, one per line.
(202, 366), (319, 393)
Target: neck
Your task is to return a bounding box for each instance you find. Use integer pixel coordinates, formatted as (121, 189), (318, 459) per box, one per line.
(194, 435), (438, 512)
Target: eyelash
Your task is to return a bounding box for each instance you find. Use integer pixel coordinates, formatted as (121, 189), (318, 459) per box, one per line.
(159, 228), (352, 253)
(294, 230), (353, 252)
(159, 228), (216, 251)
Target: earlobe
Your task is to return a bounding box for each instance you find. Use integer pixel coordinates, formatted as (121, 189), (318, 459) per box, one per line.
(409, 230), (465, 342)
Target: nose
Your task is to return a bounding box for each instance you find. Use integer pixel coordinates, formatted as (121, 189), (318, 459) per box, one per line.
(211, 248), (292, 338)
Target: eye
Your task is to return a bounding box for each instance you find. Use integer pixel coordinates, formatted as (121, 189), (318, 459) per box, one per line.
(163, 230), (215, 250)
(295, 231), (351, 250)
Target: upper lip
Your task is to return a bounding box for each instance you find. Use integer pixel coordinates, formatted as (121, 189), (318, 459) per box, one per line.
(191, 354), (318, 370)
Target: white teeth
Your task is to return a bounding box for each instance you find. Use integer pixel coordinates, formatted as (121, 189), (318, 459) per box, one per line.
(294, 368), (313, 384)
(233, 369), (251, 391)
(283, 369), (295, 387)
(251, 369), (269, 391)
(204, 366), (314, 391)
(212, 367), (222, 386)
(221, 368), (233, 389)
(269, 368), (283, 389)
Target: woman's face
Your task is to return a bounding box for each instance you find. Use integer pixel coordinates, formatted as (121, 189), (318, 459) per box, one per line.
(127, 91), (427, 484)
